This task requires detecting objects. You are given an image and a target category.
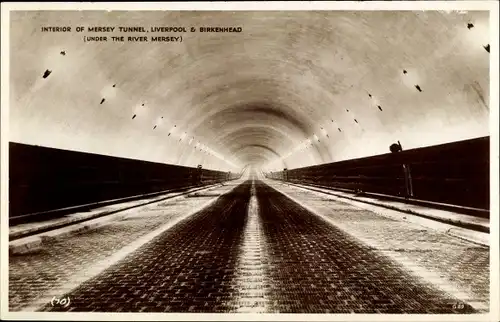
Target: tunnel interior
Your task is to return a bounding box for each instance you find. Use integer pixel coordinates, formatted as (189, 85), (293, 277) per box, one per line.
(5, 6), (495, 316)
(9, 10), (490, 174)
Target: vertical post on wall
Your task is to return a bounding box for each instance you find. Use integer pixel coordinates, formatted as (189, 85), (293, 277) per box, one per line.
(283, 168), (288, 182)
(402, 164), (414, 198)
(390, 141), (408, 198)
(398, 141), (414, 198)
(391, 141), (414, 199)
(197, 164), (203, 185)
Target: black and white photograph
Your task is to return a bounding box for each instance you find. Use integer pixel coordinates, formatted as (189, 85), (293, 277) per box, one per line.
(1, 2), (499, 321)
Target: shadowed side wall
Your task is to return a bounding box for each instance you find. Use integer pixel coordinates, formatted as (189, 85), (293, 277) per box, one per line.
(266, 136), (490, 210)
(9, 142), (240, 219)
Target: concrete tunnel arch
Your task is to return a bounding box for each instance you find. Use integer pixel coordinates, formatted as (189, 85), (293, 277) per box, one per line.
(9, 10), (490, 173)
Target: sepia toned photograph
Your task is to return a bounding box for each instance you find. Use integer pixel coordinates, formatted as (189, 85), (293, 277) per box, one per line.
(1, 2), (498, 321)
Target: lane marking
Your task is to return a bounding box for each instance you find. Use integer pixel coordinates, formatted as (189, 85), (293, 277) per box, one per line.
(18, 181), (244, 312)
(231, 179), (270, 313)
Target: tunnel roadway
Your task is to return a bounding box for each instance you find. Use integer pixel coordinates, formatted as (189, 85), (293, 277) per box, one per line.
(30, 179), (479, 314)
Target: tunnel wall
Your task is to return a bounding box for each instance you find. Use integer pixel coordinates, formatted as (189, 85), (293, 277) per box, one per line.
(9, 142), (240, 218)
(265, 136), (489, 210)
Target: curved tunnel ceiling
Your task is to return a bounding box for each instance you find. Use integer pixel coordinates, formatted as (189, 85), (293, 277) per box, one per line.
(9, 10), (490, 172)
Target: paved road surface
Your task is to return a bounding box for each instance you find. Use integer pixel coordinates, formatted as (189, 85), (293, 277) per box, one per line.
(40, 179), (476, 313)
